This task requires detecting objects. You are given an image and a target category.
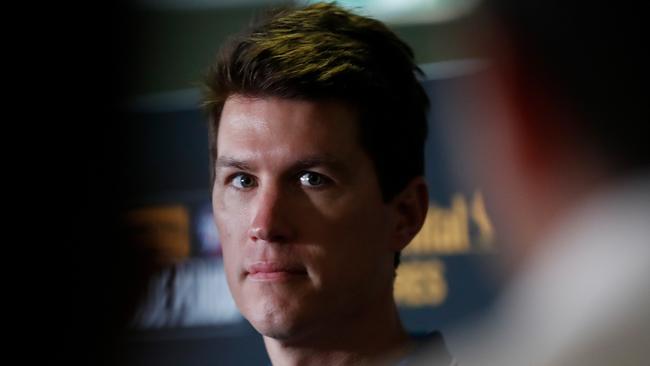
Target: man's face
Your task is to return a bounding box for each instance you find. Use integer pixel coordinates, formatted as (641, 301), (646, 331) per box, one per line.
(212, 95), (396, 340)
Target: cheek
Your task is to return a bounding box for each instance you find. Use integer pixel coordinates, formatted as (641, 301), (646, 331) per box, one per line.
(214, 214), (237, 271)
(340, 193), (389, 238)
(346, 198), (393, 265)
(214, 210), (247, 259)
(213, 187), (250, 238)
(213, 194), (249, 276)
(214, 210), (250, 308)
(312, 196), (391, 267)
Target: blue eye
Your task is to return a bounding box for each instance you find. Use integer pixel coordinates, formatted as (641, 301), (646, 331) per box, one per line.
(299, 172), (325, 187)
(231, 173), (256, 189)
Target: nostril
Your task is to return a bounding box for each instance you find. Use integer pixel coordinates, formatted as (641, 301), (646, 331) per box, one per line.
(249, 227), (268, 241)
(249, 226), (290, 243)
(249, 189), (294, 243)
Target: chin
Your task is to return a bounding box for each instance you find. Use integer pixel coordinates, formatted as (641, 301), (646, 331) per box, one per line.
(249, 314), (302, 340)
(255, 324), (295, 341)
(244, 301), (311, 341)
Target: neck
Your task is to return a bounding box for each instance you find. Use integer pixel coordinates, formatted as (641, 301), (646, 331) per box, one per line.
(264, 299), (411, 366)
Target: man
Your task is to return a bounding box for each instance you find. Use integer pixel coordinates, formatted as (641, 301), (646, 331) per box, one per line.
(414, 1), (649, 365)
(202, 3), (453, 365)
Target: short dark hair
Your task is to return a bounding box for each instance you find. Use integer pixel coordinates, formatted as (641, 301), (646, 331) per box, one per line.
(203, 2), (429, 201)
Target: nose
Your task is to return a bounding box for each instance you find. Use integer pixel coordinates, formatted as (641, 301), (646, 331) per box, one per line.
(248, 183), (295, 243)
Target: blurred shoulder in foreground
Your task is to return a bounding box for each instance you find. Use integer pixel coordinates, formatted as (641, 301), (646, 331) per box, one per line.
(412, 1), (649, 365)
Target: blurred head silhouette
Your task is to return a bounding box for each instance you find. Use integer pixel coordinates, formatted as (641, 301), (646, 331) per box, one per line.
(432, 1), (650, 365)
(448, 0), (648, 270)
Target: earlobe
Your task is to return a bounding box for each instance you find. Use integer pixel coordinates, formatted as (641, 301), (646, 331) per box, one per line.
(390, 177), (429, 251)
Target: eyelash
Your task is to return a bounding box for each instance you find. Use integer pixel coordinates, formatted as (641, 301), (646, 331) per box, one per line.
(228, 173), (257, 189)
(226, 171), (331, 190)
(298, 171), (329, 187)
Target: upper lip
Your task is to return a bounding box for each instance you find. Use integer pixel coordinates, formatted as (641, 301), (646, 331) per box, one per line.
(246, 261), (306, 274)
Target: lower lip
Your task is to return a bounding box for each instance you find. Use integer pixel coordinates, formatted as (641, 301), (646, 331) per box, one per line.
(247, 271), (305, 281)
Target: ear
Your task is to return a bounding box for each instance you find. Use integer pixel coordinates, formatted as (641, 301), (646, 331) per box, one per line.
(388, 176), (429, 251)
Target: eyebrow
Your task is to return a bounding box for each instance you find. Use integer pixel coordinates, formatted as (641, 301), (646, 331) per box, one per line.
(215, 154), (349, 176)
(293, 155), (347, 173)
(215, 156), (253, 171)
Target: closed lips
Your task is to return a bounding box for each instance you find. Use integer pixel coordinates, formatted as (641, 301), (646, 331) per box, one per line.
(246, 262), (307, 275)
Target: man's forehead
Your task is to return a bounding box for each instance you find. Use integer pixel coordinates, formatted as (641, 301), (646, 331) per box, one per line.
(216, 95), (365, 162)
(218, 94), (361, 131)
